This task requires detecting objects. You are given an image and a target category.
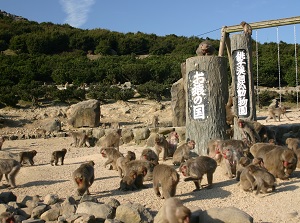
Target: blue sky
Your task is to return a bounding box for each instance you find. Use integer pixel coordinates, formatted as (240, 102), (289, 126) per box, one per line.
(1, 0), (300, 44)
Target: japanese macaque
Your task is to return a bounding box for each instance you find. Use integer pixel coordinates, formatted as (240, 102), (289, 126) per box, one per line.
(152, 164), (180, 199)
(69, 131), (90, 148)
(154, 134), (170, 161)
(19, 150), (37, 166)
(225, 95), (235, 126)
(151, 115), (159, 128)
(35, 128), (47, 138)
(100, 147), (123, 170)
(207, 139), (222, 164)
(72, 161), (95, 196)
(220, 147), (243, 179)
(50, 148), (67, 166)
(167, 130), (179, 157)
(196, 40), (216, 56)
(154, 197), (191, 223)
(118, 170), (138, 191)
(0, 159), (21, 188)
(236, 156), (251, 181)
(172, 139), (196, 166)
(239, 158), (266, 191)
(285, 137), (300, 152)
(249, 143), (279, 158)
(0, 212), (15, 223)
(212, 139), (249, 160)
(240, 21), (252, 36)
(265, 106), (292, 122)
(260, 147), (297, 180)
(116, 150), (136, 177)
(0, 136), (6, 150)
(238, 119), (261, 145)
(133, 165), (148, 189)
(247, 165), (276, 195)
(100, 129), (122, 151)
(179, 156), (217, 191)
(140, 148), (159, 165)
(124, 160), (155, 182)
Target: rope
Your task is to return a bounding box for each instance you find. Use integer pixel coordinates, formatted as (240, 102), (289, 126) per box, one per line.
(255, 30), (259, 108)
(276, 27), (282, 104)
(294, 25), (299, 109)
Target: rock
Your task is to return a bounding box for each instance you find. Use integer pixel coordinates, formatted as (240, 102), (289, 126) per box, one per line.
(43, 194), (59, 205)
(40, 207), (60, 221)
(67, 99), (100, 128)
(198, 206), (253, 223)
(116, 203), (153, 223)
(0, 192), (17, 203)
(76, 202), (115, 220)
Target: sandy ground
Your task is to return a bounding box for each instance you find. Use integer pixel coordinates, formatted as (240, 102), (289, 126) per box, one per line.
(0, 100), (300, 223)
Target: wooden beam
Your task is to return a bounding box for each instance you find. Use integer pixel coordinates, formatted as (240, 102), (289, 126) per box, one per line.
(224, 16), (300, 34)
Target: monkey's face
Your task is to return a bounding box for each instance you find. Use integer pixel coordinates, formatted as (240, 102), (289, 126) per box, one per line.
(179, 164), (188, 176)
(100, 149), (107, 157)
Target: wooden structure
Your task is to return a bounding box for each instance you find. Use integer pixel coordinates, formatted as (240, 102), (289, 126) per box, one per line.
(185, 56), (228, 155)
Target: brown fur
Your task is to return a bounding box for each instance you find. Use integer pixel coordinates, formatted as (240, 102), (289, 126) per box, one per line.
(265, 106), (292, 122)
(285, 137), (300, 152)
(179, 156), (217, 191)
(140, 148), (159, 165)
(69, 131), (90, 147)
(19, 150), (37, 166)
(172, 139), (195, 166)
(116, 150), (136, 177)
(100, 147), (123, 170)
(72, 161), (95, 195)
(196, 40), (215, 56)
(100, 129), (122, 151)
(0, 158), (21, 188)
(152, 164), (180, 199)
(157, 197), (191, 223)
(50, 148), (67, 166)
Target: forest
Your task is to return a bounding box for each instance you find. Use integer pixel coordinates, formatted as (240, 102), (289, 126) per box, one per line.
(0, 11), (299, 107)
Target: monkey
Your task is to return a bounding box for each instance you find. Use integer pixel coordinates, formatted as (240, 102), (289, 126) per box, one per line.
(268, 98), (279, 109)
(0, 212), (15, 223)
(167, 130), (179, 157)
(235, 156), (252, 181)
(294, 149), (300, 169)
(240, 21), (252, 36)
(247, 165), (276, 195)
(152, 164), (180, 199)
(265, 106), (292, 122)
(285, 137), (300, 152)
(154, 197), (191, 223)
(72, 160), (95, 196)
(220, 147), (243, 179)
(179, 156), (217, 191)
(151, 115), (159, 128)
(0, 159), (21, 188)
(123, 160), (155, 182)
(238, 119), (261, 145)
(154, 134), (171, 161)
(35, 128), (47, 138)
(207, 139), (223, 164)
(100, 129), (122, 151)
(118, 170), (138, 191)
(100, 147), (123, 170)
(213, 139), (249, 160)
(249, 143), (280, 158)
(116, 150), (136, 177)
(69, 131), (90, 148)
(239, 158), (266, 192)
(19, 150), (37, 166)
(225, 95), (235, 126)
(172, 139), (196, 166)
(133, 165), (148, 189)
(140, 148), (159, 165)
(0, 136), (7, 150)
(50, 148), (67, 166)
(196, 40), (216, 56)
(264, 147), (297, 180)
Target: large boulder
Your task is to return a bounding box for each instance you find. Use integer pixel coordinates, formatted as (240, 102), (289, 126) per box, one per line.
(67, 100), (100, 128)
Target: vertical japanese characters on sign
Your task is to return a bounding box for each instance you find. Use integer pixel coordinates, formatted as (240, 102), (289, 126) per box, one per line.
(233, 49), (249, 117)
(187, 70), (208, 120)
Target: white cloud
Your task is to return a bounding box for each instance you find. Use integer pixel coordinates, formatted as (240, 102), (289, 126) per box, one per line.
(60, 0), (95, 28)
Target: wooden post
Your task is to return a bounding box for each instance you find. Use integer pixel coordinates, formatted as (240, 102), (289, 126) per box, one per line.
(185, 56), (228, 155)
(230, 34), (256, 140)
